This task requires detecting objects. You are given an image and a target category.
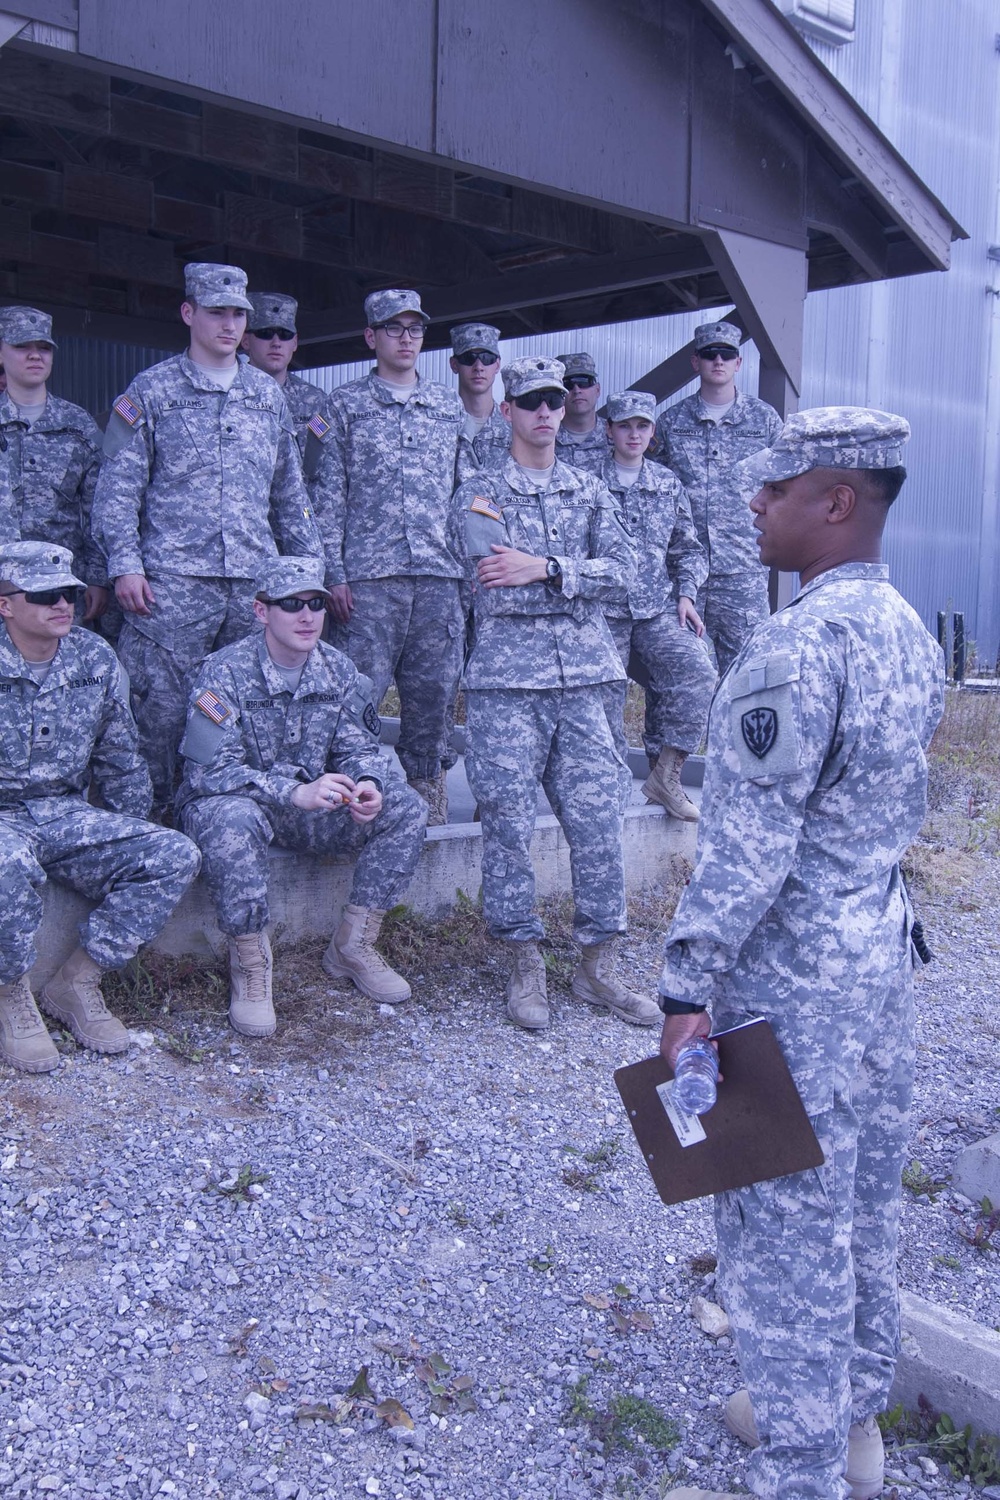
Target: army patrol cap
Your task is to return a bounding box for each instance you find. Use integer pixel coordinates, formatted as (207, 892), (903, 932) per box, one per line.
(0, 306), (57, 348)
(255, 556), (332, 602)
(738, 406), (911, 485)
(183, 262), (253, 312)
(450, 321), (501, 357)
(606, 391), (657, 424)
(0, 541), (84, 593)
(364, 288), (430, 327)
(248, 292), (298, 333)
(501, 356), (568, 400)
(694, 320), (741, 352)
(556, 351), (598, 378)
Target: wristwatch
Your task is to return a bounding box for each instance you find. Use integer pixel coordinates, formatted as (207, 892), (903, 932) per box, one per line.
(545, 557), (562, 586)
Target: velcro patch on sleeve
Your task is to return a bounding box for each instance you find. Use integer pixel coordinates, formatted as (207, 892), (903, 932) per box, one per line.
(728, 652), (802, 779)
(195, 688), (233, 726)
(112, 394), (142, 426)
(470, 493), (504, 521)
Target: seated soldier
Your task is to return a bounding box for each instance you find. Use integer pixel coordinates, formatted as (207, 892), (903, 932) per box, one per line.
(176, 557), (428, 1038)
(577, 391), (717, 820)
(0, 542), (201, 1074)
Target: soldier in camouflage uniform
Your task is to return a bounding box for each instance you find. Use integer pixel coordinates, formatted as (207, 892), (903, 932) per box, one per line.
(305, 289), (464, 825)
(92, 262), (321, 810)
(451, 322), (510, 482)
(448, 355), (660, 1032)
(0, 307), (109, 622)
(653, 320), (781, 674)
(177, 556), (427, 1038)
(0, 542), (201, 1074)
(554, 351), (611, 469)
(657, 410), (944, 1500)
(242, 291), (327, 459)
(576, 391), (715, 820)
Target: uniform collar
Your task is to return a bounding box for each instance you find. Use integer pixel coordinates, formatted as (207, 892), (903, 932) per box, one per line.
(601, 453), (649, 490)
(794, 561), (891, 603)
(256, 633), (330, 698)
(0, 622), (81, 688)
(178, 350), (249, 393)
(0, 389), (53, 428)
(368, 370), (426, 406)
(500, 452), (586, 495)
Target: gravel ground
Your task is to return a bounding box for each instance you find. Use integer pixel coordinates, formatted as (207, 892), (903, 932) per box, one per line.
(4, 687), (1000, 1500)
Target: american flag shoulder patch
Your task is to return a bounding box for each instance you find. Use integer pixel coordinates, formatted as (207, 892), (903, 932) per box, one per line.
(307, 412), (331, 440)
(470, 493), (503, 522)
(195, 689), (232, 726)
(112, 394), (142, 426)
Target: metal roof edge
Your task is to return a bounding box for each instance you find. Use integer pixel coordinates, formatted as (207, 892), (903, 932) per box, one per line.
(699, 0), (968, 263)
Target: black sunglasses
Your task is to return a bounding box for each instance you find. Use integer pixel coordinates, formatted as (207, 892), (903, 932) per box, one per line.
(264, 595), (327, 613)
(565, 374), (598, 389)
(2, 586), (81, 607)
(698, 346), (739, 361)
(252, 327), (296, 342)
(512, 390), (566, 412)
(454, 350), (500, 367)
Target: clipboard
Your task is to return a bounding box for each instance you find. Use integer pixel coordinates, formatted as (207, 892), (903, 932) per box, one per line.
(614, 1017), (824, 1205)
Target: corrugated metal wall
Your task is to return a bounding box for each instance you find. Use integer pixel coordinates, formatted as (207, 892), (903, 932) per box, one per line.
(47, 0), (996, 657)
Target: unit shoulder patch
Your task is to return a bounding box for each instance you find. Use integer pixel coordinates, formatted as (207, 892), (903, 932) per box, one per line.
(728, 652), (801, 779)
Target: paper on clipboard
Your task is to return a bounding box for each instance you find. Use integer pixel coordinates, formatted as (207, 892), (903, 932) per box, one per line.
(614, 1017), (824, 1205)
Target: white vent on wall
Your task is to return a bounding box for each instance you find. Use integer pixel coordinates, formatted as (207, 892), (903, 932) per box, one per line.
(775, 0), (856, 46)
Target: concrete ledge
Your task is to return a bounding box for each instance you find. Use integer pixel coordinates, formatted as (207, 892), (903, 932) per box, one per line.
(890, 1291), (1000, 1439)
(952, 1131), (1000, 1206)
(31, 804), (697, 987)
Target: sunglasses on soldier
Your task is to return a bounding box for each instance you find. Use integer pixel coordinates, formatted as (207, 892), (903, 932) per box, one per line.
(454, 350), (500, 367)
(264, 595), (327, 613)
(251, 327), (296, 342)
(698, 346), (739, 361)
(0, 587), (81, 607)
(512, 390), (566, 412)
(564, 374), (598, 390)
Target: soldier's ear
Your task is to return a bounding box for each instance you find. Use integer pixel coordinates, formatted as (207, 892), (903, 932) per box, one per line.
(363, 327), (378, 353)
(827, 481), (858, 524)
(252, 598), (270, 626)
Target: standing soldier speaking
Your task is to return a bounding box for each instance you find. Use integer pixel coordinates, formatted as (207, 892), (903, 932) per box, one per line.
(657, 409), (944, 1500)
(93, 263), (321, 811)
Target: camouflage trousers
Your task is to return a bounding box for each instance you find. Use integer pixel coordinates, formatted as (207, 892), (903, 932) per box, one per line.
(713, 948), (915, 1500)
(603, 613), (717, 770)
(334, 576), (464, 780)
(180, 781), (427, 936)
(0, 802), (201, 982)
(465, 686), (627, 945)
(698, 569), (770, 676)
(117, 573), (257, 807)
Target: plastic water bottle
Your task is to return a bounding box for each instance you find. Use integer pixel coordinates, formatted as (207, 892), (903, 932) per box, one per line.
(672, 1038), (718, 1115)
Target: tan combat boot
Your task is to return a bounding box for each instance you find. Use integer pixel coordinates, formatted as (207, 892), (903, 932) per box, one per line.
(40, 948), (130, 1054)
(724, 1389), (884, 1500)
(571, 943), (661, 1026)
(642, 746), (700, 821)
(407, 770), (448, 826)
(0, 974), (59, 1073)
(505, 941), (548, 1030)
(227, 931), (276, 1037)
(323, 905), (411, 1003)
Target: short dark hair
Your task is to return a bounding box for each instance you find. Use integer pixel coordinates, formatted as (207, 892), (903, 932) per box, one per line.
(858, 466), (907, 506)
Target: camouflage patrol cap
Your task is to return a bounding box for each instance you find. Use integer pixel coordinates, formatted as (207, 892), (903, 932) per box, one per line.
(739, 406), (911, 485)
(694, 320), (741, 352)
(556, 351), (598, 378)
(501, 356), (568, 400)
(606, 391), (656, 424)
(364, 289), (429, 327)
(450, 321), (501, 357)
(0, 306), (57, 348)
(255, 556), (332, 602)
(248, 292), (298, 333)
(183, 262), (253, 312)
(0, 541), (84, 593)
